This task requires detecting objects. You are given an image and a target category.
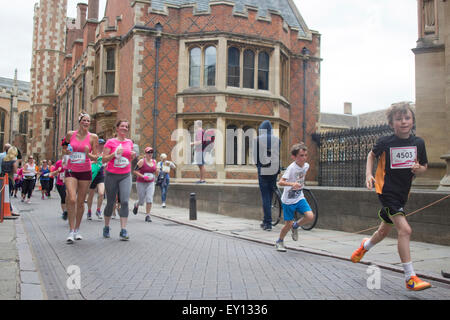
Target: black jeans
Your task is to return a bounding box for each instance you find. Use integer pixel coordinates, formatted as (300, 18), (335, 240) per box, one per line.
(258, 174), (278, 226)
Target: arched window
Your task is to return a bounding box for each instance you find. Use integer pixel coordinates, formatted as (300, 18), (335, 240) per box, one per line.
(258, 51), (269, 90)
(0, 110), (5, 150)
(204, 46), (216, 86)
(189, 47), (201, 87)
(227, 47), (240, 87)
(243, 49), (255, 89)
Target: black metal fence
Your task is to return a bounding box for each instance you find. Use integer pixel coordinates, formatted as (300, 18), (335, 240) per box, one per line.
(314, 125), (393, 187)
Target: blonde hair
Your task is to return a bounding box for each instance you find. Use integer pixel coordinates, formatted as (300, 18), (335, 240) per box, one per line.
(4, 146), (18, 162)
(78, 111), (90, 123)
(386, 102), (415, 126)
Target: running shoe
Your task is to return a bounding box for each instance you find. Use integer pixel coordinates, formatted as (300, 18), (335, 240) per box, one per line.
(351, 238), (369, 263)
(275, 240), (287, 252)
(132, 203), (138, 215)
(145, 215), (152, 222)
(162, 202), (166, 208)
(96, 209), (103, 219)
(406, 276), (431, 291)
(119, 229), (129, 241)
(87, 210), (92, 220)
(103, 226), (110, 238)
(66, 231), (75, 244)
(74, 230), (83, 240)
(291, 225), (299, 241)
(41, 195), (44, 200)
(62, 212), (68, 220)
(26, 198), (31, 204)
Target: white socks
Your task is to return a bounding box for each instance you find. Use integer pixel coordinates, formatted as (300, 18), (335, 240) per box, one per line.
(363, 239), (375, 251)
(402, 262), (416, 281)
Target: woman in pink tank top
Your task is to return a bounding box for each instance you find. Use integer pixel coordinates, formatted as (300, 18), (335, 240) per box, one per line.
(132, 146), (159, 222)
(64, 112), (99, 244)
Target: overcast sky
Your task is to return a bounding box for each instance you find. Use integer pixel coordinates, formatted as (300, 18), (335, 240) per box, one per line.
(0, 0), (417, 115)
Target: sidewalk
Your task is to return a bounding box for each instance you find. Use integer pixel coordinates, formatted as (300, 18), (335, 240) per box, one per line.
(142, 200), (450, 284)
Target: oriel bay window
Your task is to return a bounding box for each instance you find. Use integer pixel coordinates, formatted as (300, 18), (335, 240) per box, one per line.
(227, 45), (270, 91)
(189, 45), (217, 87)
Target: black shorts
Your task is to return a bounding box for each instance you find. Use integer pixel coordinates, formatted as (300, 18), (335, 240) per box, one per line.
(377, 194), (406, 225)
(90, 173), (105, 189)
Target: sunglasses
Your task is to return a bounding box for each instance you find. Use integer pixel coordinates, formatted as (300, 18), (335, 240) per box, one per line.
(145, 151), (153, 154)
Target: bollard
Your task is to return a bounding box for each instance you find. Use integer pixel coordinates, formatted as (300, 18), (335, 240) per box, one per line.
(189, 193), (197, 220)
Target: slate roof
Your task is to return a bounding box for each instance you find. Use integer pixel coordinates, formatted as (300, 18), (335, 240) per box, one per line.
(0, 77), (30, 94)
(150, 0), (307, 36)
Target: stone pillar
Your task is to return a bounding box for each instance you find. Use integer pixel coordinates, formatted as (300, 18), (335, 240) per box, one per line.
(438, 153), (450, 191)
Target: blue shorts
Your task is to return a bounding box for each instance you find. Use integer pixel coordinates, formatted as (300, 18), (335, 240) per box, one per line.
(282, 198), (312, 221)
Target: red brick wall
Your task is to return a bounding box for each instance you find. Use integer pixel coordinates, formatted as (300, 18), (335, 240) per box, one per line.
(226, 96), (275, 116)
(183, 96), (216, 113)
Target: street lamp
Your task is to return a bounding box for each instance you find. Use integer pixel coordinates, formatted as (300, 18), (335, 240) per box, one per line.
(301, 47), (310, 143)
(153, 23), (163, 158)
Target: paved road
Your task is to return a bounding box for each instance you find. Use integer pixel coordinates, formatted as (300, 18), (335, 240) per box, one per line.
(14, 194), (450, 300)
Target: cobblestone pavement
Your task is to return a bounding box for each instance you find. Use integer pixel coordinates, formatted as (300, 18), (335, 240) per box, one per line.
(14, 194), (450, 300)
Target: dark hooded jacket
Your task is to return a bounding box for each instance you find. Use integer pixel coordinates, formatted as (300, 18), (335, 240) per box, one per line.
(254, 120), (280, 176)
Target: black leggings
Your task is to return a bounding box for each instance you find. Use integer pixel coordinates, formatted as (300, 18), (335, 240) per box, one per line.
(56, 184), (66, 204)
(22, 179), (36, 199)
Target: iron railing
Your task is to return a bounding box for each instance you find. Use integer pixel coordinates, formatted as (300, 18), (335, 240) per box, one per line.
(314, 125), (393, 187)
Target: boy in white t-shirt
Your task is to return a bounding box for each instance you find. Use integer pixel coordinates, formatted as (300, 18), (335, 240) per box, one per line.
(275, 143), (315, 252)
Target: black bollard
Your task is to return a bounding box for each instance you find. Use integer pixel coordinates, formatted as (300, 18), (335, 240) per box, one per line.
(189, 193), (197, 220)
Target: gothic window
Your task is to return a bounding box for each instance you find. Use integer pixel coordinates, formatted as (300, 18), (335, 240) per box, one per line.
(226, 124), (238, 165)
(104, 47), (116, 94)
(204, 46), (216, 86)
(243, 50), (255, 89)
(19, 111), (28, 134)
(227, 47), (240, 87)
(189, 47), (201, 87)
(258, 51), (269, 90)
(94, 50), (100, 96)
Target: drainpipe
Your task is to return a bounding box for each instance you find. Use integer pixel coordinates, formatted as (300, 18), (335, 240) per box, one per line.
(65, 85), (69, 134)
(71, 78), (75, 130)
(301, 47), (310, 143)
(153, 23), (163, 158)
(81, 66), (86, 112)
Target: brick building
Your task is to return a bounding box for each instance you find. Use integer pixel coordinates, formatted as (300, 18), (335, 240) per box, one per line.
(30, 0), (321, 183)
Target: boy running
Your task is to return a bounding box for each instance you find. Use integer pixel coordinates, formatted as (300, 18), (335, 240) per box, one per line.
(350, 103), (431, 291)
(275, 143), (315, 252)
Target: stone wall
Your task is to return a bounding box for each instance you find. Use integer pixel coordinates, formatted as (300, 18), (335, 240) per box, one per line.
(135, 183), (450, 246)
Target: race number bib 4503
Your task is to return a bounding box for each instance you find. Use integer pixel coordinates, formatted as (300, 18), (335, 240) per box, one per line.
(390, 146), (417, 169)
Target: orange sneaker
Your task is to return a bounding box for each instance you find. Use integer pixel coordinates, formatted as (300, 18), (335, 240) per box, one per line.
(406, 276), (431, 291)
(350, 238), (369, 263)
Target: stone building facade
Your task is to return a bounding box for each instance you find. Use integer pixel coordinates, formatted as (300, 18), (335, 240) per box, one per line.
(31, 0), (321, 183)
(0, 71), (31, 155)
(413, 0), (450, 189)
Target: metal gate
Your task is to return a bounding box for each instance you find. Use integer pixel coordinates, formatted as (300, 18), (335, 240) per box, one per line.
(315, 125), (393, 187)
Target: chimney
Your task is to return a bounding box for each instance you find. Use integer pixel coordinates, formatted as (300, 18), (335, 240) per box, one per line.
(344, 102), (352, 115)
(88, 0), (99, 21)
(77, 3), (88, 28)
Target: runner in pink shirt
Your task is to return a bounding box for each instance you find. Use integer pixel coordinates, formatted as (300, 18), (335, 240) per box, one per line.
(102, 119), (137, 240)
(64, 112), (99, 244)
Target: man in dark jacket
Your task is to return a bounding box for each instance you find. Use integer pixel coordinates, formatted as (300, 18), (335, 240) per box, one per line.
(254, 120), (281, 231)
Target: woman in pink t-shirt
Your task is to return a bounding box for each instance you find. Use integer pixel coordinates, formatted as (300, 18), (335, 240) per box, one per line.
(64, 112), (99, 244)
(101, 119), (137, 241)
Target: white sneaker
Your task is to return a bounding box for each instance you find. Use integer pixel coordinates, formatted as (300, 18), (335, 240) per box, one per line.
(74, 230), (83, 240)
(275, 241), (287, 252)
(291, 226), (299, 241)
(66, 231), (75, 244)
(162, 202), (166, 208)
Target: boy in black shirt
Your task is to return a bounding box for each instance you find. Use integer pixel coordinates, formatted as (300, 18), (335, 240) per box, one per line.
(351, 103), (431, 291)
